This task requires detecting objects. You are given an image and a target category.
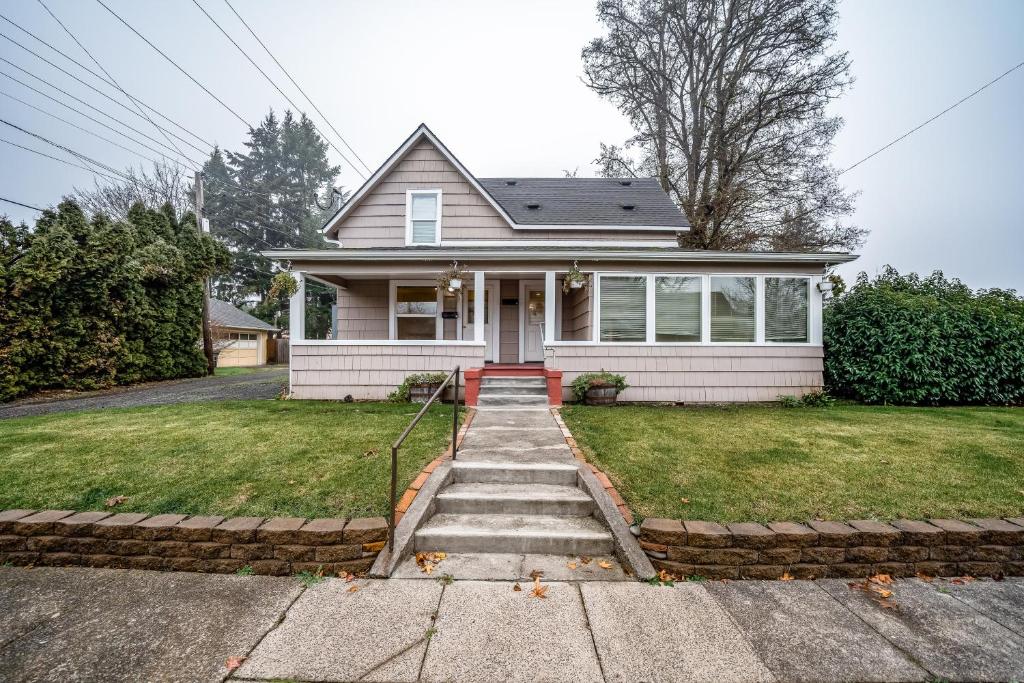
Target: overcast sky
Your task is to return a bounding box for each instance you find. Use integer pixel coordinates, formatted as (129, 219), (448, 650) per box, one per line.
(1, 0), (1021, 290)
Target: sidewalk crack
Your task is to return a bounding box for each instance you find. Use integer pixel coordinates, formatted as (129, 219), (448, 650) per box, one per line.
(577, 583), (608, 682)
(222, 583), (307, 683)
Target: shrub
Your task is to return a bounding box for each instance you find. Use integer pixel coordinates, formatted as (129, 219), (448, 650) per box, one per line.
(388, 372), (449, 402)
(824, 266), (1024, 405)
(779, 391), (835, 408)
(570, 371), (629, 403)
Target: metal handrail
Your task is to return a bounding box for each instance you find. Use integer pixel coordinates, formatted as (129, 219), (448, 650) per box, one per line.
(388, 366), (460, 552)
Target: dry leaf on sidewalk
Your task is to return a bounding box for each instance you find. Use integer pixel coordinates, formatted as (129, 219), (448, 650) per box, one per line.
(225, 656), (246, 672)
(567, 562), (577, 570)
(512, 582), (522, 592)
(416, 551), (447, 574)
(347, 585), (358, 593)
(579, 556), (592, 565)
(529, 575), (548, 599)
(598, 560), (612, 569)
(780, 572), (795, 581)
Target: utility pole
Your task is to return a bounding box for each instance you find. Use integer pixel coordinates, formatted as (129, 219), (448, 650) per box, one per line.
(195, 171), (215, 375)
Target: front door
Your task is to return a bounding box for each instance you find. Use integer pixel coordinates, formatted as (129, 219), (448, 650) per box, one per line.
(463, 283), (498, 362)
(521, 282), (545, 362)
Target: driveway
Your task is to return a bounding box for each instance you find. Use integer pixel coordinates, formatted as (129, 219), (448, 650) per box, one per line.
(0, 367), (288, 419)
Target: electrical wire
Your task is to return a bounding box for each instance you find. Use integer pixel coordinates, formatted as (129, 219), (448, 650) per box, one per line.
(1, 135), (121, 182)
(223, 0), (372, 175)
(1, 196), (47, 212)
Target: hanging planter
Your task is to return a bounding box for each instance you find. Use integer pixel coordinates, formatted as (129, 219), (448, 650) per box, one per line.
(563, 260), (589, 294)
(438, 261), (468, 292)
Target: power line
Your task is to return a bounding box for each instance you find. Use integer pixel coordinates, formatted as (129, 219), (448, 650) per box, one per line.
(0, 88), (165, 167)
(36, 0), (192, 165)
(0, 12), (213, 149)
(94, 0), (253, 129)
(0, 117), (134, 181)
(0, 32), (207, 159)
(1, 135), (121, 182)
(190, 0), (366, 179)
(0, 58), (202, 166)
(0, 196), (46, 212)
(223, 0), (372, 175)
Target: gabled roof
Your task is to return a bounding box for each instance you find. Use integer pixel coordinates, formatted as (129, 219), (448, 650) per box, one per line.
(321, 124), (690, 238)
(209, 298), (278, 332)
(479, 177), (689, 228)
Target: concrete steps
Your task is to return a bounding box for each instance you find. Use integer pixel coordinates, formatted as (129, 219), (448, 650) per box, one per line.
(415, 513), (613, 555)
(436, 482), (594, 515)
(477, 376), (549, 407)
(451, 460), (579, 485)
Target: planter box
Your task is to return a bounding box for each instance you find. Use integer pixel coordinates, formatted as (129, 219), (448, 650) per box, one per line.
(410, 384), (442, 404)
(585, 385), (618, 406)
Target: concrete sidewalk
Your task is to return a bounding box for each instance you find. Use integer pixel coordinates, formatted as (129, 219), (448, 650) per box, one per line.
(1, 566), (1023, 682)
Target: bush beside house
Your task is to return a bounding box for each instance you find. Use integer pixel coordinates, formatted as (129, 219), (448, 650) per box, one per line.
(0, 200), (228, 401)
(824, 267), (1024, 405)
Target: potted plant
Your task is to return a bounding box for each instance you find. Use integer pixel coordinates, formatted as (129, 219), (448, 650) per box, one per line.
(570, 371), (628, 405)
(563, 260), (588, 293)
(438, 261), (468, 292)
(389, 372), (449, 403)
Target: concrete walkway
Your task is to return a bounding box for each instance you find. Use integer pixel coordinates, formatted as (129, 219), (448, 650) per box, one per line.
(2, 566), (1023, 682)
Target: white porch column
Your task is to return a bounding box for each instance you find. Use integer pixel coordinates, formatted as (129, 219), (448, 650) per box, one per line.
(289, 271), (305, 341)
(544, 270), (556, 344)
(473, 270), (485, 342)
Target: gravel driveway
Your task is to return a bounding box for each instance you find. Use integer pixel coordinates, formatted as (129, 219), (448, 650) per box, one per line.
(0, 367), (288, 419)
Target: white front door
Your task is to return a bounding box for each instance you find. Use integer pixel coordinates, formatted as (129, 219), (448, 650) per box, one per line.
(521, 282), (545, 362)
(463, 283), (498, 362)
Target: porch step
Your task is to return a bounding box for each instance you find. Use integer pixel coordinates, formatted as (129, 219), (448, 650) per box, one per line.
(480, 364), (544, 377)
(476, 394), (549, 407)
(480, 376), (546, 387)
(414, 513), (613, 555)
(435, 483), (594, 515)
(478, 384), (547, 396)
(452, 460), (579, 486)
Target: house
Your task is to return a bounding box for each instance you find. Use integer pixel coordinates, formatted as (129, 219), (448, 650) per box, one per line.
(209, 298), (278, 367)
(265, 124), (857, 403)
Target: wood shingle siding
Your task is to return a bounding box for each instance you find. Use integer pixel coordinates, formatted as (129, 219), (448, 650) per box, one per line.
(546, 344), (823, 403)
(289, 343), (486, 400)
(334, 280), (388, 340)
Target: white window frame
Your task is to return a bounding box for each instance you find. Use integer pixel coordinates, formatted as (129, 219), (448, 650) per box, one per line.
(405, 189), (442, 246)
(588, 272), (816, 346)
(388, 279), (443, 340)
(763, 275), (812, 345)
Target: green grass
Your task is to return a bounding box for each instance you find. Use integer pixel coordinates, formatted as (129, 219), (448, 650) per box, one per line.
(560, 404), (1024, 523)
(211, 367), (263, 377)
(0, 401), (461, 518)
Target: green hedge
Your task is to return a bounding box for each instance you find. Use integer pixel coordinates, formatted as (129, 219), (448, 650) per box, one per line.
(0, 200), (228, 402)
(823, 267), (1024, 405)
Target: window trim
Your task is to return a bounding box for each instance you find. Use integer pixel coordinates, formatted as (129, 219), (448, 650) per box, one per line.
(763, 275), (812, 345)
(405, 189), (442, 246)
(591, 272), (817, 346)
(388, 279), (443, 340)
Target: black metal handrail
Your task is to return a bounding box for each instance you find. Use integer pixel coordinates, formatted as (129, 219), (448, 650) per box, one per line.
(388, 366), (460, 552)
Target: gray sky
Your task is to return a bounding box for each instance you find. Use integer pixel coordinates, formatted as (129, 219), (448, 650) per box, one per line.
(1, 0), (1021, 290)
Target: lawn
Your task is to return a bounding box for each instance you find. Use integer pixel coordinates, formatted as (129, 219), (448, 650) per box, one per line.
(0, 401), (459, 519)
(560, 404), (1024, 523)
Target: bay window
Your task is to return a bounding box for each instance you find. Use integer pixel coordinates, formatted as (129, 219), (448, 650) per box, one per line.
(599, 276), (646, 342)
(655, 276), (702, 342)
(765, 277), (809, 343)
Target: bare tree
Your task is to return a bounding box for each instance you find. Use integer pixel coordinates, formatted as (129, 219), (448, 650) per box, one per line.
(69, 161), (192, 220)
(583, 0), (865, 252)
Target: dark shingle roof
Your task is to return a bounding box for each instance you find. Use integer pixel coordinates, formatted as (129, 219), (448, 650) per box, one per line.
(478, 177), (689, 228)
(209, 298), (277, 332)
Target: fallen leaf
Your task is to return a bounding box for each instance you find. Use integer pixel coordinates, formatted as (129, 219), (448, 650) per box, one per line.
(104, 495), (128, 507)
(529, 575), (548, 599)
(528, 569), (544, 580)
(658, 569), (674, 583)
(780, 572), (795, 581)
(347, 585), (358, 593)
(680, 497), (690, 504)
(512, 582), (522, 592)
(225, 656), (246, 672)
(874, 588), (893, 599)
(579, 556), (592, 565)
(567, 562), (577, 570)
(915, 571), (934, 583)
(415, 551), (446, 574)
(362, 448), (379, 457)
(877, 598), (898, 609)
(869, 573), (893, 586)
(598, 560), (612, 569)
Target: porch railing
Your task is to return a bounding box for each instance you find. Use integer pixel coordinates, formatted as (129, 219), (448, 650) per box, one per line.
(388, 366), (460, 553)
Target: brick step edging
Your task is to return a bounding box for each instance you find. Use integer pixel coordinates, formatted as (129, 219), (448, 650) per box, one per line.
(0, 509), (388, 577)
(641, 517), (1024, 580)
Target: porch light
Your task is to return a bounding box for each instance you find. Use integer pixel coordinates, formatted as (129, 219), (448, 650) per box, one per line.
(449, 277), (463, 290)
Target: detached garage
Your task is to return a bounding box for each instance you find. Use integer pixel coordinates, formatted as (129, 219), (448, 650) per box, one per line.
(210, 298), (278, 368)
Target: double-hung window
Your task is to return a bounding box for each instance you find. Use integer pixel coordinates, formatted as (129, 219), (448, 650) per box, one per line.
(406, 189), (441, 245)
(764, 277), (809, 343)
(394, 285), (439, 340)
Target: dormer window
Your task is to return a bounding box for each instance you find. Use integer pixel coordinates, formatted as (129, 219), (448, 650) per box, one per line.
(406, 189), (442, 245)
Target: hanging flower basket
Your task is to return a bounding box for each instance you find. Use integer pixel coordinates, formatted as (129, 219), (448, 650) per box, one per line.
(438, 261), (468, 291)
(563, 260), (588, 294)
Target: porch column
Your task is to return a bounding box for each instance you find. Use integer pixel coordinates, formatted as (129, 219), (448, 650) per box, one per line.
(544, 270), (556, 344)
(289, 271), (305, 341)
(473, 270), (485, 342)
